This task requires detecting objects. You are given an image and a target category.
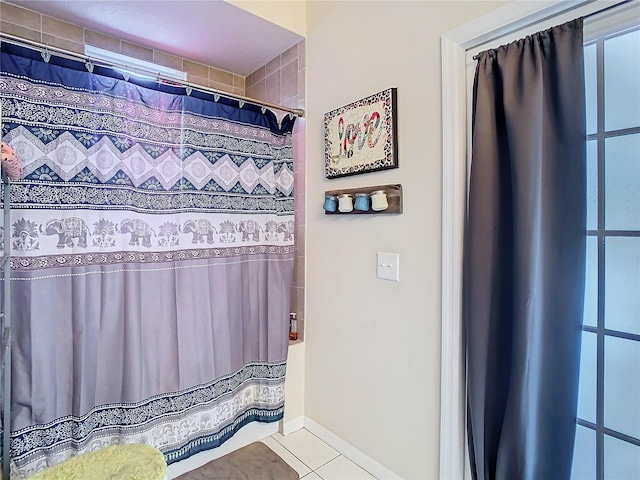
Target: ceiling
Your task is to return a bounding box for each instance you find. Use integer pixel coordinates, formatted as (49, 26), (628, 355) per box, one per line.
(5, 0), (304, 76)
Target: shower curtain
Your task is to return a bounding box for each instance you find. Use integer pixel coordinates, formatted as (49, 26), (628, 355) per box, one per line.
(0, 44), (295, 478)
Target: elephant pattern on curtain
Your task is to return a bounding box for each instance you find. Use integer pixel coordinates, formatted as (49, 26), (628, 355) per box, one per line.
(0, 44), (295, 477)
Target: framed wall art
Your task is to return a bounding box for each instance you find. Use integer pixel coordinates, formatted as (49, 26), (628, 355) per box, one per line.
(324, 88), (398, 179)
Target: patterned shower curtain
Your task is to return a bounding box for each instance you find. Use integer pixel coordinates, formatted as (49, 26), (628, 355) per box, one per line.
(0, 44), (295, 478)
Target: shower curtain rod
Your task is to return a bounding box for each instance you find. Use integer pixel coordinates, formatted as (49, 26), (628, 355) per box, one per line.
(0, 32), (305, 118)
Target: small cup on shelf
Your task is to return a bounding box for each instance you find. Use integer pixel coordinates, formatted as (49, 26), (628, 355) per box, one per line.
(370, 190), (389, 211)
(338, 193), (354, 213)
(323, 195), (338, 213)
(354, 193), (371, 212)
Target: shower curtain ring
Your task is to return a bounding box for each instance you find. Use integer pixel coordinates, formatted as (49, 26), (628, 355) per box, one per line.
(85, 59), (94, 73)
(213, 93), (221, 102)
(41, 47), (51, 63)
(238, 100), (245, 109)
(185, 85), (193, 96)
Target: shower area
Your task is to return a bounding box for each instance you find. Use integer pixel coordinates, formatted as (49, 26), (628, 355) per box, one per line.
(0, 1), (307, 478)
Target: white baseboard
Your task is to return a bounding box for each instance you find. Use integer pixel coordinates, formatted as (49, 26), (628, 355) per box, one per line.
(303, 417), (402, 480)
(280, 416), (305, 435)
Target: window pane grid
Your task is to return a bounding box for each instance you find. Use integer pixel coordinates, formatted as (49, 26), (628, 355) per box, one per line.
(596, 36), (606, 480)
(577, 419), (640, 448)
(587, 125), (640, 141)
(582, 325), (640, 342)
(587, 231), (640, 236)
(577, 29), (640, 480)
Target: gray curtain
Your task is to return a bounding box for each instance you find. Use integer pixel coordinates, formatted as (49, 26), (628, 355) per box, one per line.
(465, 19), (586, 480)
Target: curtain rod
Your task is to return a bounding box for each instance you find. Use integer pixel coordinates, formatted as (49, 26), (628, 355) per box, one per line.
(471, 0), (633, 61)
(0, 32), (305, 118)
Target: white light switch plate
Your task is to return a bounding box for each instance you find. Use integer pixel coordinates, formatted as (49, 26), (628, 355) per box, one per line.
(377, 252), (400, 282)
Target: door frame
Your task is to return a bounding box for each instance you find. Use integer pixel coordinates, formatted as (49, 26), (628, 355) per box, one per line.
(438, 1), (628, 477)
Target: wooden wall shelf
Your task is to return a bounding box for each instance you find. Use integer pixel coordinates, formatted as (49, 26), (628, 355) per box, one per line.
(324, 184), (403, 215)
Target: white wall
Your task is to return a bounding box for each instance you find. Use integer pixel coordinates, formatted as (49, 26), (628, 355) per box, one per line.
(282, 342), (305, 430)
(227, 0), (307, 36)
(304, 2), (504, 479)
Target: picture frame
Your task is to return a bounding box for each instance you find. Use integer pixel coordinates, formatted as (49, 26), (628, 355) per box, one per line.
(323, 88), (398, 179)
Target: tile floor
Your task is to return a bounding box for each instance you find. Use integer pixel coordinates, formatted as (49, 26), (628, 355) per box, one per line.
(260, 429), (377, 480)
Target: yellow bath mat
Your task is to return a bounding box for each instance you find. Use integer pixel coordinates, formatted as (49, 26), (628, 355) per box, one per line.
(30, 444), (166, 480)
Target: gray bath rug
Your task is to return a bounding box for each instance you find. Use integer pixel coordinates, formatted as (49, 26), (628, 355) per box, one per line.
(175, 441), (299, 480)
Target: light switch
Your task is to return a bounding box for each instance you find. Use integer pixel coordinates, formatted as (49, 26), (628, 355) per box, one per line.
(377, 252), (400, 282)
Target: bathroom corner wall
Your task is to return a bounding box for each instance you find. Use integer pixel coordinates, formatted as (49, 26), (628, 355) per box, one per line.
(0, 1), (244, 95)
(246, 41), (306, 339)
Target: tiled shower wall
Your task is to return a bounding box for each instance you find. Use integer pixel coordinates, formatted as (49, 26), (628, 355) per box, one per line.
(0, 1), (245, 95)
(246, 43), (306, 339)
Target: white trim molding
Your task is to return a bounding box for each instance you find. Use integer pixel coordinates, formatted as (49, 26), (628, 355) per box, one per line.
(438, 1), (625, 478)
(280, 416), (305, 435)
(303, 417), (402, 480)
(439, 30), (469, 480)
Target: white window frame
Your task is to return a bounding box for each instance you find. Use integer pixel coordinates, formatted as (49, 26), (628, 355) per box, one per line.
(438, 1), (635, 478)
(84, 45), (187, 81)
